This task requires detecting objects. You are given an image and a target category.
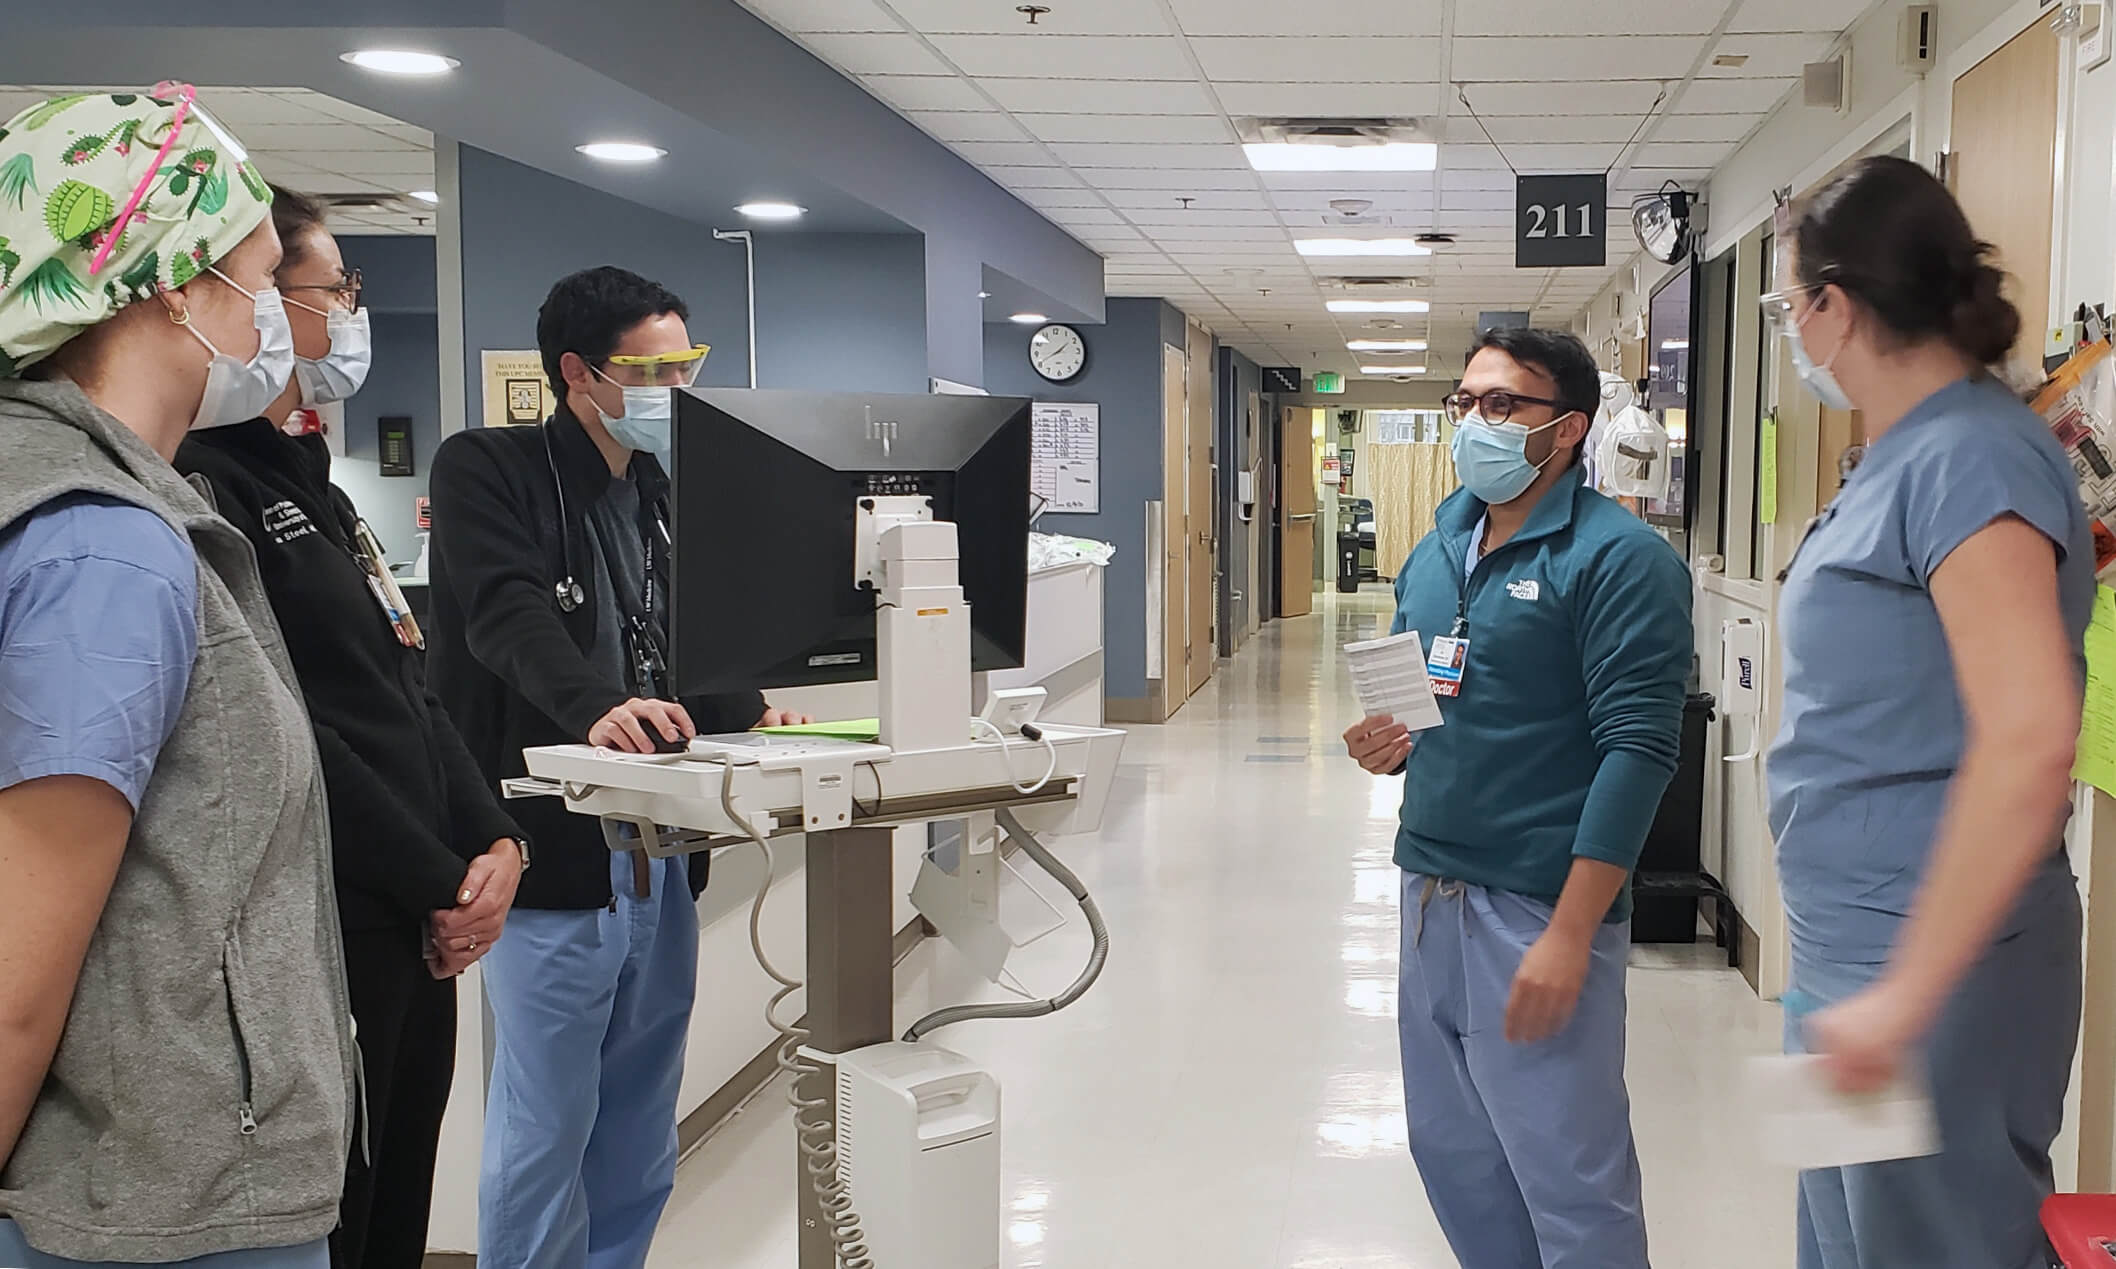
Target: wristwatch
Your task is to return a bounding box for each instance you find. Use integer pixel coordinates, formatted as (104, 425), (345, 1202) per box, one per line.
(508, 836), (532, 872)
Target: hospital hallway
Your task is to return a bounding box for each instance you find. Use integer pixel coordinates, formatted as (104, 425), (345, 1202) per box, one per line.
(651, 589), (1794, 1269)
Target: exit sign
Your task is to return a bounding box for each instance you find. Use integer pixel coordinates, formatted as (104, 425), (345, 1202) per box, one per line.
(1313, 371), (1345, 394)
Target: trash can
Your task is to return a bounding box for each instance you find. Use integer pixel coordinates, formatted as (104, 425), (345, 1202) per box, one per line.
(1336, 531), (1363, 593)
(1632, 692), (1716, 943)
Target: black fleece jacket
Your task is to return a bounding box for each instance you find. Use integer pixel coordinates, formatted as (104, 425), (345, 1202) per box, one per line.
(426, 408), (766, 910)
(176, 421), (522, 933)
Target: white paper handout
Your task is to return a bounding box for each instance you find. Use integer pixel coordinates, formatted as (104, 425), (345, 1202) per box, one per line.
(1343, 630), (1446, 733)
(1746, 1054), (1941, 1170)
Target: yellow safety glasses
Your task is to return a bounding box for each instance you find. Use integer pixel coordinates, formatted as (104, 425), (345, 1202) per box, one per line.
(603, 343), (712, 388)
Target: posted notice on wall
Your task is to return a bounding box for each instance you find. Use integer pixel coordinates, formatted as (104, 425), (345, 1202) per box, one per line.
(1032, 402), (1100, 513)
(481, 350), (557, 429)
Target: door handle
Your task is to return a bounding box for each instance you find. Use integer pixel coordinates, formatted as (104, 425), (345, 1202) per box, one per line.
(1288, 513), (1317, 523)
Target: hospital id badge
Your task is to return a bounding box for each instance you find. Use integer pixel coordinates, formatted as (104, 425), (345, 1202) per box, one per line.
(1427, 636), (1467, 698)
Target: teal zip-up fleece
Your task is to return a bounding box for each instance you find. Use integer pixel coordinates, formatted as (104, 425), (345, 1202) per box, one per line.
(1390, 469), (1692, 919)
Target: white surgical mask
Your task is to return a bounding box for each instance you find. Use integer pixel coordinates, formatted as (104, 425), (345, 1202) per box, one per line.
(288, 301), (372, 406)
(1788, 303), (1854, 412)
(186, 268), (295, 431)
(1450, 412), (1565, 505)
(591, 367), (674, 462)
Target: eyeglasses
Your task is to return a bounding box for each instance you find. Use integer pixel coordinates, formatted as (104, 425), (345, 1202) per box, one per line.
(282, 269), (364, 313)
(89, 82), (248, 279)
(600, 343), (711, 389)
(1443, 388), (1568, 424)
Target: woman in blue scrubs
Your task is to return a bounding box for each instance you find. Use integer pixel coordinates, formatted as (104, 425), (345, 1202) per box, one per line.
(1768, 155), (2091, 1269)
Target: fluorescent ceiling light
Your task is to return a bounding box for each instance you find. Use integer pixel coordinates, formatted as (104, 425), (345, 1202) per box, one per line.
(577, 141), (666, 163)
(1295, 238), (1432, 258)
(736, 201), (805, 221)
(1661, 338), (1690, 350)
(1010, 312), (1047, 324)
(1329, 299), (1430, 314)
(1243, 142), (1436, 172)
(341, 49), (459, 75)
(1362, 365), (1428, 375)
(1346, 339), (1428, 353)
(407, 189), (440, 205)
(977, 291), (992, 299)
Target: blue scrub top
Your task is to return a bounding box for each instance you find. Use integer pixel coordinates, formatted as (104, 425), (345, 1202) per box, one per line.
(1769, 376), (2093, 965)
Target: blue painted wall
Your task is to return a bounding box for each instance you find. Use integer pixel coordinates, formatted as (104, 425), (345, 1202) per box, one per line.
(983, 299), (1183, 704)
(335, 310), (443, 567)
(457, 146), (929, 402)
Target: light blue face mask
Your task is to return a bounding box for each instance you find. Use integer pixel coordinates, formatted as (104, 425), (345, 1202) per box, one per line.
(591, 369), (674, 461)
(1450, 412), (1568, 505)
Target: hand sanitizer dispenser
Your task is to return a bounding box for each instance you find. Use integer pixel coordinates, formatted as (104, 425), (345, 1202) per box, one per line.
(1720, 618), (1764, 763)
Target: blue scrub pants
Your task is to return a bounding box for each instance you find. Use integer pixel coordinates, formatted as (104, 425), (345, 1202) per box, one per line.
(1397, 872), (1648, 1269)
(0, 1226), (326, 1269)
(478, 852), (699, 1269)
(1787, 871), (2081, 1269)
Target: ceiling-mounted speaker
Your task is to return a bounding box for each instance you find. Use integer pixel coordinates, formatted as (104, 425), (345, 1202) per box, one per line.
(1900, 6), (1939, 69)
(1803, 54), (1850, 114)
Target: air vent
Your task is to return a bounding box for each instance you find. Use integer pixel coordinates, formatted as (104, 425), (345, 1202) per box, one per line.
(1237, 116), (1430, 146)
(1323, 276), (1424, 290)
(317, 192), (421, 212)
(1414, 233), (1456, 246)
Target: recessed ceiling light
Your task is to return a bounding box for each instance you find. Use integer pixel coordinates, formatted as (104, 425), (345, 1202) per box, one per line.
(1329, 299), (1430, 314)
(978, 291), (993, 299)
(1296, 238), (1433, 258)
(1661, 338), (1690, 350)
(736, 200), (805, 220)
(577, 141), (667, 163)
(1712, 53), (1750, 68)
(1243, 142), (1437, 173)
(1347, 339), (1428, 352)
(407, 189), (440, 205)
(1010, 312), (1048, 324)
(341, 49), (459, 76)
(1361, 364), (1429, 376)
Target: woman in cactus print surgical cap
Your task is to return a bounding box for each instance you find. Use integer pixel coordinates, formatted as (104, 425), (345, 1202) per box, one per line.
(0, 86), (357, 1269)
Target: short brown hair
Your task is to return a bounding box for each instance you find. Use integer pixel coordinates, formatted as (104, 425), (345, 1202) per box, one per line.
(268, 184), (330, 273)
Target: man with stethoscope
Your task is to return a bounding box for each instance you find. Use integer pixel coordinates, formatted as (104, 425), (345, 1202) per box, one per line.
(427, 266), (803, 1269)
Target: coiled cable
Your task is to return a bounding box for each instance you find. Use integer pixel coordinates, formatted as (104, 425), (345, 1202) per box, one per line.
(901, 806), (1110, 1041)
(721, 763), (874, 1269)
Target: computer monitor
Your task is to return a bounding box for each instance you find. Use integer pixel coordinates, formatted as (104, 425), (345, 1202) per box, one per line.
(667, 387), (1032, 697)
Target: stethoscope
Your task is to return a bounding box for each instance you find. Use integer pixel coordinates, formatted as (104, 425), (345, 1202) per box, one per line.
(542, 424), (588, 613)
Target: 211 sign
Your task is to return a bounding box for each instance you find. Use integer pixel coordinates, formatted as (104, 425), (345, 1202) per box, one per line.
(1515, 173), (1607, 269)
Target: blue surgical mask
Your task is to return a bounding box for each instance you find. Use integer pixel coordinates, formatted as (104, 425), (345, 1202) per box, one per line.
(591, 370), (674, 461)
(1451, 412), (1566, 505)
(1787, 309), (1854, 411)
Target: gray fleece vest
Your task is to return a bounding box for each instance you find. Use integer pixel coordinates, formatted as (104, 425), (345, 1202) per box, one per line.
(0, 379), (356, 1261)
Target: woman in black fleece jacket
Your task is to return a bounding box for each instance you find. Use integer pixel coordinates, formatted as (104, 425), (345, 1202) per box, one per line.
(176, 188), (525, 1269)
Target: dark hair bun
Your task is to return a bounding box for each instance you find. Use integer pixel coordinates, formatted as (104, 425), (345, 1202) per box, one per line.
(1794, 156), (2023, 366)
(1948, 257), (2019, 367)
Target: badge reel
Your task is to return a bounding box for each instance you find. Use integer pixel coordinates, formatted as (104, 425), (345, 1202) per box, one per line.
(1427, 634), (1468, 698)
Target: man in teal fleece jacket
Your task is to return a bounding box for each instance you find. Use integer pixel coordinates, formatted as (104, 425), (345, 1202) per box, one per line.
(1344, 327), (1692, 1269)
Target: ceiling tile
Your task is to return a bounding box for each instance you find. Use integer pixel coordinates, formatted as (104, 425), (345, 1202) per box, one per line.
(1678, 77), (1796, 113)
(1168, 0), (1444, 35)
(1103, 187), (1270, 211)
(800, 31), (953, 74)
(1700, 31), (1840, 77)
(1189, 37), (1442, 82)
(740, 0), (896, 33)
(887, 0), (1169, 34)
(861, 74), (992, 111)
(1628, 140), (1737, 169)
(1476, 114), (1651, 145)
(980, 77), (1217, 114)
(1017, 113), (1228, 144)
(1022, 187), (1116, 209)
(947, 139), (1060, 165)
(1465, 80), (1678, 118)
(1729, 0), (1875, 34)
(908, 110), (1026, 142)
(1128, 208), (1284, 227)
(980, 165), (1092, 188)
(1049, 141), (1249, 170)
(1072, 167), (1263, 191)
(1455, 0), (1726, 36)
(1650, 112), (1763, 144)
(930, 33), (1193, 79)
(1213, 81), (1447, 117)
(1451, 36), (1707, 82)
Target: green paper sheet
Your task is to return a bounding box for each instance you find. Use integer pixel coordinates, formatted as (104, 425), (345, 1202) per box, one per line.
(2077, 586), (2116, 796)
(1759, 413), (1779, 526)
(760, 718), (882, 742)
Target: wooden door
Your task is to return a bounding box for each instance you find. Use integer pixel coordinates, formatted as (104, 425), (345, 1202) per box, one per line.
(1950, 16), (2060, 374)
(1279, 406), (1316, 618)
(1161, 343), (1190, 717)
(1185, 321), (1216, 696)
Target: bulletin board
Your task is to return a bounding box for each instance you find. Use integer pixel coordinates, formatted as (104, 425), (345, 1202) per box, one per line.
(1031, 402), (1100, 513)
(481, 350), (556, 428)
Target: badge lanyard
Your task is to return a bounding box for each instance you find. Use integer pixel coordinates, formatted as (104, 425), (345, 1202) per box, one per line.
(588, 501), (670, 700)
(1429, 538), (1481, 699)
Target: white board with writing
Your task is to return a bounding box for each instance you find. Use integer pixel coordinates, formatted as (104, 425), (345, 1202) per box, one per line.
(1032, 402), (1100, 513)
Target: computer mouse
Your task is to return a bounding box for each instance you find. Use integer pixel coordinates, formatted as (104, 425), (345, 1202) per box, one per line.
(652, 730), (691, 755)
